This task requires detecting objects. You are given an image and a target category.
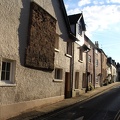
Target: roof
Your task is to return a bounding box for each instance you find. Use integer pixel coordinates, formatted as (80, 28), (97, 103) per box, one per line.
(68, 13), (82, 24)
(58, 0), (79, 41)
(99, 49), (107, 57)
(68, 13), (86, 31)
(84, 34), (95, 47)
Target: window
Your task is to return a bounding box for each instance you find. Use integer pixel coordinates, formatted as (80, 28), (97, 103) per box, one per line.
(88, 55), (91, 63)
(78, 23), (82, 35)
(0, 59), (15, 85)
(88, 44), (91, 49)
(54, 68), (63, 80)
(95, 49), (98, 54)
(1, 61), (11, 81)
(67, 42), (72, 56)
(75, 72), (79, 89)
(79, 48), (83, 61)
(96, 59), (98, 66)
(55, 34), (59, 51)
(82, 73), (86, 88)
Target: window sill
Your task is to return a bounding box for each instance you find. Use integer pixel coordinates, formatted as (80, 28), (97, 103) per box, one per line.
(55, 48), (60, 52)
(0, 83), (16, 87)
(65, 54), (72, 58)
(74, 89), (79, 91)
(78, 60), (83, 63)
(53, 79), (63, 82)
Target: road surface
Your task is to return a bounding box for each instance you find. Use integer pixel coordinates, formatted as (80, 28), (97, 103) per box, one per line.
(33, 85), (120, 120)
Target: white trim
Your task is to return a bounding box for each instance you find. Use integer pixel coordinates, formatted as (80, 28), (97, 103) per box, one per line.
(74, 89), (79, 91)
(0, 83), (16, 87)
(0, 58), (16, 86)
(78, 60), (83, 63)
(53, 79), (63, 82)
(55, 48), (60, 52)
(65, 53), (72, 58)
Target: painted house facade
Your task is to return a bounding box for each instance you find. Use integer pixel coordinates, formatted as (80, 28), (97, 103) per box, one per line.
(84, 35), (95, 91)
(94, 41), (102, 88)
(0, 0), (76, 119)
(0, 0), (118, 119)
(111, 60), (117, 82)
(68, 14), (87, 97)
(100, 49), (108, 86)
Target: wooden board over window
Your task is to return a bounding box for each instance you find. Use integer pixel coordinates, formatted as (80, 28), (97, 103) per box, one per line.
(25, 2), (56, 71)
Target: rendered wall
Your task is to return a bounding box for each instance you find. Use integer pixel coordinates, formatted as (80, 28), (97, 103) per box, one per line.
(0, 0), (71, 119)
(72, 42), (86, 97)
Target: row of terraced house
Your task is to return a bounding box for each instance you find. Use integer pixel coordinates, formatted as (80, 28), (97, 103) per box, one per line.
(0, 0), (118, 119)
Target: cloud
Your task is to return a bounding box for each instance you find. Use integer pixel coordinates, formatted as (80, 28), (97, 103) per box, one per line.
(65, 0), (120, 39)
(109, 0), (120, 3)
(83, 5), (120, 37)
(93, 1), (104, 5)
(67, 8), (81, 15)
(65, 4), (69, 10)
(78, 0), (91, 7)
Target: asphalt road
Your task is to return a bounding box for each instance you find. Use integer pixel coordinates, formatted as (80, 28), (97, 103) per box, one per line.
(34, 85), (120, 120)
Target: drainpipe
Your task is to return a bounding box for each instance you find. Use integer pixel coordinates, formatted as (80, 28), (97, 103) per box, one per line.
(101, 52), (103, 87)
(70, 42), (74, 97)
(85, 50), (88, 93)
(93, 48), (95, 88)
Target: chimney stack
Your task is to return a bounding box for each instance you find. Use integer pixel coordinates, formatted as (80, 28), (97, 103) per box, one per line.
(95, 41), (99, 48)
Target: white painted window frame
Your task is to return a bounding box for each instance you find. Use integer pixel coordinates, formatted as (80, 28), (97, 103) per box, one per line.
(0, 58), (16, 86)
(53, 68), (63, 82)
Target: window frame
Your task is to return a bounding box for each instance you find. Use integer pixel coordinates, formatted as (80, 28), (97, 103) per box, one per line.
(78, 22), (82, 36)
(54, 68), (63, 82)
(0, 58), (16, 86)
(66, 42), (72, 56)
(79, 48), (83, 61)
(96, 59), (98, 67)
(88, 55), (91, 63)
(75, 72), (79, 89)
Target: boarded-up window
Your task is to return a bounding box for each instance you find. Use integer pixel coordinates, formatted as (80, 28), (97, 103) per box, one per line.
(25, 2), (56, 71)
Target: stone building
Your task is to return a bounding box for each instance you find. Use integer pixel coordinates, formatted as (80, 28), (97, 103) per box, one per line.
(0, 0), (76, 119)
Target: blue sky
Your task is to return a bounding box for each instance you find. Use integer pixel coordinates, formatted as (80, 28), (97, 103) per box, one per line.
(64, 0), (120, 63)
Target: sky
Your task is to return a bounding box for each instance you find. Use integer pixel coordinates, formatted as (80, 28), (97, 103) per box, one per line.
(63, 0), (120, 63)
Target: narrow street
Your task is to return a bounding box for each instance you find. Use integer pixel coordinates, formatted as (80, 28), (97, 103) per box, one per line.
(33, 85), (120, 120)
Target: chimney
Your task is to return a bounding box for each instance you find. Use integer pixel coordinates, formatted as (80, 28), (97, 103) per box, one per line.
(95, 41), (99, 48)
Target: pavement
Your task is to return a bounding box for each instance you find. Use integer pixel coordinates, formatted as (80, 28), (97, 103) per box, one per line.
(9, 82), (120, 120)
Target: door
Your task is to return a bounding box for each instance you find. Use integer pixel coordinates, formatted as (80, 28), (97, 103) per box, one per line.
(65, 72), (72, 98)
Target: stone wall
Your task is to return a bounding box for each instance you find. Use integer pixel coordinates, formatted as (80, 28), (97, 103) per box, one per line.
(25, 2), (56, 70)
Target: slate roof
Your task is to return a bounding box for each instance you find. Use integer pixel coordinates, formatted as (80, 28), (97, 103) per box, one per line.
(59, 0), (79, 41)
(68, 13), (82, 24)
(68, 13), (86, 31)
(84, 34), (95, 47)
